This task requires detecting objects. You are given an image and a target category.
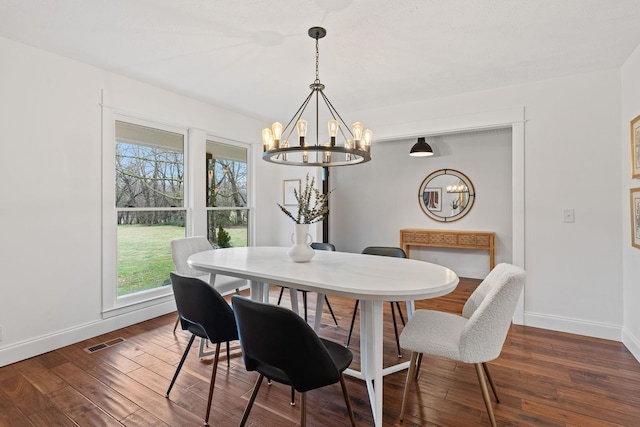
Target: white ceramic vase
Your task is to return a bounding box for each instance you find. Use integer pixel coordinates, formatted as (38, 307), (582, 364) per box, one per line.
(288, 223), (315, 262)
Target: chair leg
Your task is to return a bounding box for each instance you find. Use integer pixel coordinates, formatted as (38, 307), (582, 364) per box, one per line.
(390, 302), (402, 358)
(482, 362), (500, 403)
(277, 286), (285, 305)
(346, 300), (359, 347)
(395, 301), (406, 325)
(339, 374), (357, 427)
(415, 353), (423, 379)
(325, 296), (339, 327)
(240, 374), (265, 427)
(290, 386), (295, 406)
(400, 352), (419, 421)
(475, 363), (497, 427)
(300, 391), (307, 427)
(172, 314), (180, 333)
(302, 291), (308, 322)
(226, 341), (230, 367)
(166, 334), (196, 397)
(204, 343), (221, 426)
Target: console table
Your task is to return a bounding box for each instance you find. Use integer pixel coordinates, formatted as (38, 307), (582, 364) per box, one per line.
(400, 228), (495, 270)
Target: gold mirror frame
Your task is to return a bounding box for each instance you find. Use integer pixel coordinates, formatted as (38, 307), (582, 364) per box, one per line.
(418, 169), (476, 222)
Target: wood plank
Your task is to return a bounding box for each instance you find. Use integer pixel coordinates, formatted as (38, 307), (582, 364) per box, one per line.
(0, 388), (35, 427)
(51, 362), (140, 422)
(46, 386), (123, 426)
(86, 362), (204, 427)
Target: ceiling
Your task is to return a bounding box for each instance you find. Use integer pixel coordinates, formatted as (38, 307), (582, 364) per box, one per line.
(2, 0), (640, 124)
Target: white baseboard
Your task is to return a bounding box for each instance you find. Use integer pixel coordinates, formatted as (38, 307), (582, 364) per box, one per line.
(622, 328), (640, 363)
(524, 311), (622, 342)
(0, 300), (177, 368)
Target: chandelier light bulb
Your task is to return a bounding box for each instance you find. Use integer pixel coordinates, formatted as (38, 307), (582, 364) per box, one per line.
(345, 139), (354, 161)
(262, 128), (274, 151)
(297, 119), (308, 146)
(328, 119), (338, 135)
(352, 122), (363, 142)
(363, 129), (373, 151)
(324, 141), (332, 163)
(328, 119), (339, 146)
(271, 122), (283, 148)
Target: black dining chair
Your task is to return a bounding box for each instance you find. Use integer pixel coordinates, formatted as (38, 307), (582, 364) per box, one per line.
(231, 295), (356, 427)
(166, 273), (239, 426)
(276, 242), (339, 327)
(345, 246), (408, 357)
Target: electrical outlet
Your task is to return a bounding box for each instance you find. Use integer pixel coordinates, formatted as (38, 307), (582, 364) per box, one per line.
(563, 208), (575, 223)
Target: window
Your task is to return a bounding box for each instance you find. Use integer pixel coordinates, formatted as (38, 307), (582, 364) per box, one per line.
(206, 140), (249, 247)
(102, 115), (189, 316)
(101, 110), (252, 317)
(115, 121), (187, 297)
(115, 121), (186, 297)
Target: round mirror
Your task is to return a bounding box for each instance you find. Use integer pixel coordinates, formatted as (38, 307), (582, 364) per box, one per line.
(418, 169), (475, 222)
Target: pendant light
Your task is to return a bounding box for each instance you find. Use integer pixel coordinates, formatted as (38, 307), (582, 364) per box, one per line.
(409, 137), (434, 157)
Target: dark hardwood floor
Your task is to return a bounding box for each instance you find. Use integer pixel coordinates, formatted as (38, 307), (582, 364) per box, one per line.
(1, 278), (639, 426)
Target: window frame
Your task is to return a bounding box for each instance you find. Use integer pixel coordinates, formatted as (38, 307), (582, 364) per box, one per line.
(102, 112), (190, 318)
(204, 138), (251, 247)
(101, 109), (254, 319)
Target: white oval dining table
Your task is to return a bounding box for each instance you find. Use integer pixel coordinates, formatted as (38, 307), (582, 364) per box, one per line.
(188, 246), (459, 427)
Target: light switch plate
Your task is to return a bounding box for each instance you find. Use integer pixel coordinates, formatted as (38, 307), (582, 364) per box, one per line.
(563, 208), (575, 223)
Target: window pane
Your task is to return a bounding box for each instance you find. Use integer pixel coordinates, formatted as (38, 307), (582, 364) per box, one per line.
(206, 140), (247, 208)
(207, 210), (248, 248)
(116, 121), (184, 208)
(117, 211), (186, 296)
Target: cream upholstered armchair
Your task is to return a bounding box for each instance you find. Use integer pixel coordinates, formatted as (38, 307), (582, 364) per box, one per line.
(170, 236), (247, 302)
(170, 237), (247, 359)
(399, 263), (525, 427)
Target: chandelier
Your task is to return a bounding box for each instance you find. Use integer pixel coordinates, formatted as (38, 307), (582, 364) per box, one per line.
(262, 27), (372, 167)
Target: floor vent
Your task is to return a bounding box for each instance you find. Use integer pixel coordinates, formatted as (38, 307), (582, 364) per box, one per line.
(84, 337), (126, 354)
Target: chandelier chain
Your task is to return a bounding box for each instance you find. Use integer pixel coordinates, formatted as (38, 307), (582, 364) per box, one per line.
(315, 37), (320, 83)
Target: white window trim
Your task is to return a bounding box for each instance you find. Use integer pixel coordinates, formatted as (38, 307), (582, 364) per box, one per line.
(195, 134), (253, 244)
(101, 109), (190, 318)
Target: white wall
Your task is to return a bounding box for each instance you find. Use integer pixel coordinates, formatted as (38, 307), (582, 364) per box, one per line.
(330, 129), (512, 280)
(253, 159), (324, 247)
(0, 36), (266, 366)
(621, 43), (640, 360)
(334, 69), (624, 340)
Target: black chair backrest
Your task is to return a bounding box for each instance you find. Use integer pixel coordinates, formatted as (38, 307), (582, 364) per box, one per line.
(361, 246), (407, 258)
(231, 295), (341, 392)
(170, 273), (238, 344)
(310, 242), (336, 251)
